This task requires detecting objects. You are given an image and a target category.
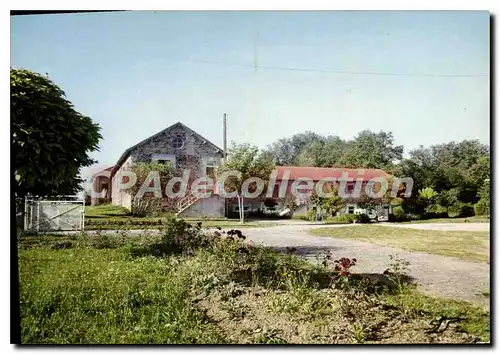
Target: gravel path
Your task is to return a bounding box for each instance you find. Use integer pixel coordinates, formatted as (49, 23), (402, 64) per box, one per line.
(239, 224), (490, 306)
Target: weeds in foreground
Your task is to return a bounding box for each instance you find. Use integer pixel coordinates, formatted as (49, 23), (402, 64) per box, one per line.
(18, 219), (490, 344)
(385, 254), (412, 293)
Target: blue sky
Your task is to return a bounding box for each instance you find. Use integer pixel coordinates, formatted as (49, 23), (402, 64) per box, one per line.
(11, 11), (490, 178)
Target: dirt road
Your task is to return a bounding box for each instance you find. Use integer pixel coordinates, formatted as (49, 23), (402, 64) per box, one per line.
(239, 223), (490, 306)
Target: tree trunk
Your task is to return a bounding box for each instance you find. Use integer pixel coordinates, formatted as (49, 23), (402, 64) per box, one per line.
(237, 195), (241, 223)
(239, 195), (245, 224)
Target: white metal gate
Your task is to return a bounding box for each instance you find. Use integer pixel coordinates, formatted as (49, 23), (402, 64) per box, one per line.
(24, 196), (85, 232)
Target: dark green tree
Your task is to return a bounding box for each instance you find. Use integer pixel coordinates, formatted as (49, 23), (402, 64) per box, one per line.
(338, 130), (404, 169)
(265, 131), (325, 166)
(407, 141), (489, 203)
(474, 179), (490, 216)
(12, 68), (102, 197)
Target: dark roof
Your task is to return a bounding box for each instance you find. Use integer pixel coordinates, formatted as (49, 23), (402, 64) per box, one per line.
(91, 166), (114, 178)
(110, 122), (223, 178)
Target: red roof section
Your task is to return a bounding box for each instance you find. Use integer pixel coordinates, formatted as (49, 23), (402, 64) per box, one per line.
(274, 166), (390, 181)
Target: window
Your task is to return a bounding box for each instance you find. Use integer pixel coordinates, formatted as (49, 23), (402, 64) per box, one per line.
(151, 154), (176, 168)
(204, 157), (218, 178)
(172, 135), (184, 149)
(206, 166), (216, 179)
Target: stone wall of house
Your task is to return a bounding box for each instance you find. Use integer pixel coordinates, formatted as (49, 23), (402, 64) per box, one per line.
(110, 124), (224, 212)
(130, 124), (223, 187)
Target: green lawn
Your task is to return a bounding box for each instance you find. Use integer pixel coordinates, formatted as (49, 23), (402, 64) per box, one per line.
(18, 232), (489, 344)
(19, 247), (223, 343)
(85, 219), (277, 230)
(84, 205), (277, 229)
(85, 204), (131, 218)
(311, 225), (490, 263)
(401, 216), (490, 224)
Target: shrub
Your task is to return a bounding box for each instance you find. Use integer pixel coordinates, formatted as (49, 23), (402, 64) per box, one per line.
(474, 199), (490, 216)
(355, 214), (371, 224)
(325, 214), (357, 224)
(448, 202), (475, 218)
(392, 206), (405, 221)
(434, 204), (449, 214)
(405, 213), (421, 221)
(307, 209), (317, 221)
(437, 188), (460, 211)
(154, 219), (215, 256)
(390, 206), (406, 222)
(131, 197), (163, 217)
(292, 215), (309, 221)
(419, 210), (449, 220)
(129, 218), (240, 257)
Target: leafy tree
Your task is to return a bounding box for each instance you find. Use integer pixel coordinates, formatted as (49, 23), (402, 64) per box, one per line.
(464, 155), (490, 202)
(296, 140), (325, 167)
(265, 131), (324, 166)
(322, 136), (348, 167)
(12, 68), (102, 198)
(217, 143), (275, 223)
(407, 141), (489, 203)
(310, 183), (344, 216)
(296, 136), (347, 167)
(474, 179), (490, 216)
(322, 193), (344, 216)
(337, 130), (403, 169)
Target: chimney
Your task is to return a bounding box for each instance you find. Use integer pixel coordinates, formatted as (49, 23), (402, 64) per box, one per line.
(223, 113), (227, 163)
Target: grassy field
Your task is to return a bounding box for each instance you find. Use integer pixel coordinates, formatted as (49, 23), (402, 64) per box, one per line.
(401, 216), (490, 224)
(85, 219), (278, 230)
(311, 225), (490, 263)
(84, 204), (131, 218)
(17, 224), (489, 344)
(84, 205), (278, 229)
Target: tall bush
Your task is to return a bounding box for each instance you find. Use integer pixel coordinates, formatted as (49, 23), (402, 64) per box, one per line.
(390, 205), (406, 222)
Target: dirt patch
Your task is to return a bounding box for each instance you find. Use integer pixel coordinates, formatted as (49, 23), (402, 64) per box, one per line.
(196, 287), (483, 344)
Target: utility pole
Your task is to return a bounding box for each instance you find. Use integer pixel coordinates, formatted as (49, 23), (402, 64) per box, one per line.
(223, 113), (227, 163)
(222, 113), (228, 217)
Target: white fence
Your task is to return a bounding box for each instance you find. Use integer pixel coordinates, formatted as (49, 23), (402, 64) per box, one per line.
(24, 196), (85, 232)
